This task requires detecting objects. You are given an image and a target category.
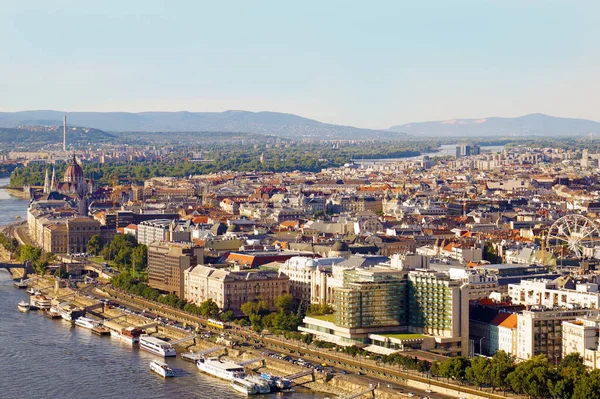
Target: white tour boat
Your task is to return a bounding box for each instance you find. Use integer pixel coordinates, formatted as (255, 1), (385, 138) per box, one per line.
(149, 360), (174, 378)
(30, 294), (51, 310)
(17, 301), (30, 312)
(244, 375), (271, 394)
(120, 327), (143, 345)
(139, 335), (177, 357)
(231, 377), (259, 395)
(196, 357), (245, 381)
(57, 304), (85, 321)
(75, 316), (100, 330)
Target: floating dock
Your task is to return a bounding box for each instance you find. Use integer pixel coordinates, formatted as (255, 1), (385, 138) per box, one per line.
(92, 327), (110, 336)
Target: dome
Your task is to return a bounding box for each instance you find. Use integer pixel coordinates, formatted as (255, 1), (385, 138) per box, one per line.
(331, 241), (348, 252)
(305, 259), (318, 267)
(64, 155), (84, 183)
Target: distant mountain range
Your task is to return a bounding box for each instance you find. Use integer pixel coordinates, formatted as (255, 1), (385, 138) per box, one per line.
(388, 113), (600, 137)
(0, 110), (407, 140)
(1, 110), (598, 139)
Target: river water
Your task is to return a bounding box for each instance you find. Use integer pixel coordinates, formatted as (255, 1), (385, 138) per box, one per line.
(355, 143), (506, 164)
(0, 177), (327, 399)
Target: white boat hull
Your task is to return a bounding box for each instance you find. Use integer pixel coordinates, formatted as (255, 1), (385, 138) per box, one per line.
(150, 361), (174, 378)
(196, 358), (245, 381)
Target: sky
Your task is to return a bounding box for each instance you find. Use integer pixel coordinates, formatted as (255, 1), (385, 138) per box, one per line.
(1, 0), (599, 128)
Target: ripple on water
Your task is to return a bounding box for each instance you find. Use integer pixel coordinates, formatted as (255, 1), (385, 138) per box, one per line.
(0, 272), (327, 399)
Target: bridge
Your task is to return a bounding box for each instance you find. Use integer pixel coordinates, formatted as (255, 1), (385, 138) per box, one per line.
(170, 334), (196, 346)
(284, 370), (315, 382)
(0, 262), (34, 275)
(338, 386), (376, 399)
(83, 303), (104, 312)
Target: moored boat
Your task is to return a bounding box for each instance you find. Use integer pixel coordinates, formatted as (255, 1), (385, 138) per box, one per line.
(46, 308), (62, 319)
(75, 316), (101, 330)
(245, 375), (271, 394)
(260, 373), (291, 391)
(196, 357), (245, 381)
(17, 300), (30, 312)
(139, 335), (177, 357)
(30, 294), (51, 310)
(120, 326), (143, 345)
(149, 360), (174, 378)
(57, 304), (85, 322)
(13, 279), (27, 289)
(231, 377), (259, 395)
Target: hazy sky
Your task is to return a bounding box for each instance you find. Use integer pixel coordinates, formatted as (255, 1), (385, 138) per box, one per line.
(1, 1), (599, 128)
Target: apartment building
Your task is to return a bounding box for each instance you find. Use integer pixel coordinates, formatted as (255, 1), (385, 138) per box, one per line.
(517, 308), (598, 362)
(278, 256), (345, 304)
(66, 217), (101, 254)
(147, 242), (204, 297)
(183, 265), (289, 314)
(563, 315), (600, 368)
(137, 219), (172, 246)
(508, 279), (600, 309)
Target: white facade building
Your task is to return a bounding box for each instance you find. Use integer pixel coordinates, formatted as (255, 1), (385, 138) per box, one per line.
(508, 279), (600, 309)
(137, 219), (171, 246)
(278, 256), (344, 304)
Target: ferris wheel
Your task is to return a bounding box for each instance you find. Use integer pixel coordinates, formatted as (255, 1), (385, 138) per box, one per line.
(546, 214), (600, 259)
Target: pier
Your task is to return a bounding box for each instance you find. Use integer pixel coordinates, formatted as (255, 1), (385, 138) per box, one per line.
(181, 346), (223, 362)
(284, 369), (315, 382)
(337, 386), (376, 399)
(237, 358), (265, 367)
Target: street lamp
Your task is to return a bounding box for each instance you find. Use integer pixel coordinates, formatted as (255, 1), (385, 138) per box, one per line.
(479, 337), (486, 356)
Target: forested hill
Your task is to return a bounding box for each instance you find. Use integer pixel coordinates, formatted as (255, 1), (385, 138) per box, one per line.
(0, 125), (114, 145)
(0, 110), (408, 140)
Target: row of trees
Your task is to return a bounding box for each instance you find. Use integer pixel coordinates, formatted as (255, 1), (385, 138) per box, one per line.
(240, 294), (301, 334)
(431, 352), (600, 399)
(111, 271), (232, 322)
(9, 141), (432, 187)
(0, 232), (19, 253)
(89, 234), (147, 276)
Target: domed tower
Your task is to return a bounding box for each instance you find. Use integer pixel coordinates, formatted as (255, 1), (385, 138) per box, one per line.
(64, 154), (87, 196)
(329, 241), (351, 259)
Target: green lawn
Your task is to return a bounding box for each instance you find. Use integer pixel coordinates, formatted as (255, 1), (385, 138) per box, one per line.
(382, 333), (427, 340)
(309, 314), (336, 323)
(89, 256), (111, 265)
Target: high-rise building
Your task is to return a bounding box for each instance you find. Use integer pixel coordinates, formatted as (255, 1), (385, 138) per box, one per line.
(147, 242), (204, 297)
(300, 267), (470, 355)
(517, 309), (597, 362)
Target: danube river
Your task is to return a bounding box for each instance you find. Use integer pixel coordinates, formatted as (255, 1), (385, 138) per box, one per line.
(0, 178), (328, 399)
(355, 143), (506, 164)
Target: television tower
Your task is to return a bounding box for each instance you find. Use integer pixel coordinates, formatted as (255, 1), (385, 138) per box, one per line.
(63, 115), (67, 151)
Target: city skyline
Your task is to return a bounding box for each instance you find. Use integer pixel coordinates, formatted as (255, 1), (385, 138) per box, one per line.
(1, 1), (599, 128)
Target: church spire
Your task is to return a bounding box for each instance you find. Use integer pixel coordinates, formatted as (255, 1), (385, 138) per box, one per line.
(50, 167), (57, 192)
(43, 169), (50, 194)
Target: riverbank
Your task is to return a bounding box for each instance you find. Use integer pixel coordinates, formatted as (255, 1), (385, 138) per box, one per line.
(3, 186), (29, 199)
(22, 276), (359, 398)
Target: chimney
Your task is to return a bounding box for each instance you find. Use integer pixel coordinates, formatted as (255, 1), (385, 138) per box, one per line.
(63, 115), (67, 151)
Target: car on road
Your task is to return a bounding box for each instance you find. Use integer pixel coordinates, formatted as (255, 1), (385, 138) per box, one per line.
(407, 393), (415, 397)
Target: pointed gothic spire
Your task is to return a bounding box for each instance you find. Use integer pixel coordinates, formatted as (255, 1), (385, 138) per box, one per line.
(50, 167), (57, 192)
(43, 169), (50, 194)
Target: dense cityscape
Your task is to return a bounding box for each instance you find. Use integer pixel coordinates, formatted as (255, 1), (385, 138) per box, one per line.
(3, 2), (600, 399)
(3, 125), (600, 399)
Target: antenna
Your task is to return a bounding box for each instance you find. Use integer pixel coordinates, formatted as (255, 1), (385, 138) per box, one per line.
(63, 115), (67, 151)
